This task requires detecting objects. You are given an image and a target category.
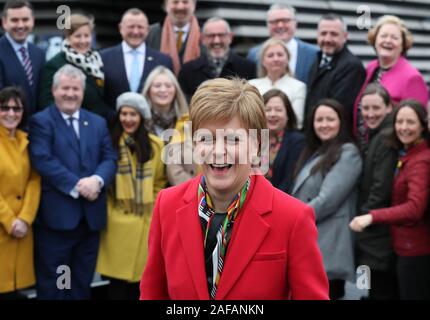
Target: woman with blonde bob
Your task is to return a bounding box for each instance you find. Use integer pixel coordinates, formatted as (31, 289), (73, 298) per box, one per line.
(140, 78), (329, 300)
(353, 15), (429, 147)
(249, 38), (307, 128)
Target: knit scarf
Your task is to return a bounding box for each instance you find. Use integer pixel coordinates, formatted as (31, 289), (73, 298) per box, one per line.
(114, 133), (146, 215)
(198, 175), (251, 299)
(160, 15), (201, 75)
(62, 40), (104, 80)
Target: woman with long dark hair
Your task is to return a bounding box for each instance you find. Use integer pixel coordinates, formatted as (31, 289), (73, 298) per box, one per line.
(96, 92), (167, 300)
(292, 98), (362, 300)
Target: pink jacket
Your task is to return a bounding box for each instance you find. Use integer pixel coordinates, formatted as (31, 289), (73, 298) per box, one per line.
(353, 56), (429, 136)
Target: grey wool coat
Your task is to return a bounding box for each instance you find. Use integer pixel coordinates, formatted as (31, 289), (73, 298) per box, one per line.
(292, 143), (362, 282)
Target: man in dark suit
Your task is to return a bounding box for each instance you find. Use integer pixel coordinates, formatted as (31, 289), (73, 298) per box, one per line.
(247, 3), (318, 86)
(305, 13), (366, 129)
(178, 17), (256, 101)
(101, 8), (173, 112)
(0, 0), (45, 121)
(29, 64), (117, 300)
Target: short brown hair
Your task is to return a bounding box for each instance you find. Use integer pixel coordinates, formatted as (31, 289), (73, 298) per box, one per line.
(2, 0), (33, 18)
(368, 15), (413, 54)
(190, 78), (267, 145)
(64, 13), (94, 38)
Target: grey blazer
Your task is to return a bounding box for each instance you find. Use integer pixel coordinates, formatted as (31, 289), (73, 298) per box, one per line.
(292, 143), (362, 282)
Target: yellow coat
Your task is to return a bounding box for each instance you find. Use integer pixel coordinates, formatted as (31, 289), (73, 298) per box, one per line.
(96, 134), (167, 282)
(0, 126), (41, 293)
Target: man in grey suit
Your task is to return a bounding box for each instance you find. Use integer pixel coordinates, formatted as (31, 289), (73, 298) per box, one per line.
(247, 3), (318, 85)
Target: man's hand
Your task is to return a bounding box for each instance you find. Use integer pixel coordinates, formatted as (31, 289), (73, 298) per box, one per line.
(11, 218), (29, 239)
(77, 176), (101, 201)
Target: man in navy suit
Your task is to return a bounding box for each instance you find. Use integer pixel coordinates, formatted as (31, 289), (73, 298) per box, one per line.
(101, 8), (173, 115)
(29, 64), (117, 300)
(247, 3), (317, 86)
(0, 0), (45, 121)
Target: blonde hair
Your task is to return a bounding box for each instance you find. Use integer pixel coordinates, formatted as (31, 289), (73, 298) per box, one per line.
(190, 78), (267, 147)
(64, 13), (94, 38)
(142, 66), (189, 118)
(257, 38), (291, 78)
(368, 15), (413, 54)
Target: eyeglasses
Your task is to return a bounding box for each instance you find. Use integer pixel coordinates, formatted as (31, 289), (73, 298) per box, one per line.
(0, 105), (24, 113)
(268, 18), (295, 25)
(204, 32), (229, 39)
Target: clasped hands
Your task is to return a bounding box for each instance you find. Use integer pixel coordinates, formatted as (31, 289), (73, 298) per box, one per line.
(77, 176), (101, 201)
(11, 218), (29, 239)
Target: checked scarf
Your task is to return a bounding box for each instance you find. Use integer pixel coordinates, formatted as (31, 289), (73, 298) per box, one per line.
(114, 133), (146, 215)
(198, 175), (251, 299)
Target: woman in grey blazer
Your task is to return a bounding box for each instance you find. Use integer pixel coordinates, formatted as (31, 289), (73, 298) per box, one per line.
(292, 99), (362, 300)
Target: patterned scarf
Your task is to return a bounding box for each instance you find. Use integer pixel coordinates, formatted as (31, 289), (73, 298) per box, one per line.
(113, 133), (146, 215)
(150, 107), (177, 136)
(62, 40), (104, 80)
(198, 175), (251, 299)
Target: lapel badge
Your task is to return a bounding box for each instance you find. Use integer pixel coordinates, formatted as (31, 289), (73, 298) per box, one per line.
(84, 121), (89, 126)
(147, 56), (153, 61)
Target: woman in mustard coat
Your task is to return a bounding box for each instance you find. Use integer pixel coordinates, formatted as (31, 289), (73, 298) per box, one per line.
(96, 92), (167, 300)
(0, 87), (41, 299)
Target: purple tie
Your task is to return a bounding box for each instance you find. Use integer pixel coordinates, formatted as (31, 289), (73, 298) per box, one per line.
(19, 46), (34, 86)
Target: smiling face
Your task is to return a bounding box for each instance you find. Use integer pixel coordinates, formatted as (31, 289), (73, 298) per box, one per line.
(202, 20), (233, 59)
(267, 8), (297, 42)
(195, 115), (255, 201)
(265, 96), (288, 133)
(0, 98), (24, 134)
(361, 93), (392, 129)
(165, 0), (196, 28)
(67, 24), (92, 54)
(395, 106), (424, 148)
(1, 6), (34, 44)
(317, 19), (347, 56)
(313, 105), (341, 142)
(148, 73), (176, 111)
(52, 75), (84, 115)
(262, 43), (289, 77)
(375, 23), (403, 67)
(119, 13), (148, 49)
(119, 106), (142, 135)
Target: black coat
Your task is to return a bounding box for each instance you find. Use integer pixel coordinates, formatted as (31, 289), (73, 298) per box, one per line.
(270, 130), (305, 194)
(178, 52), (256, 101)
(305, 46), (366, 127)
(355, 115), (398, 271)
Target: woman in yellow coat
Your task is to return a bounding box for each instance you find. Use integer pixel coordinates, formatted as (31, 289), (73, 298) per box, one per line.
(96, 92), (167, 299)
(0, 87), (41, 299)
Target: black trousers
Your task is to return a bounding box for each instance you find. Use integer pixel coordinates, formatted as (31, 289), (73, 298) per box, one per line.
(104, 276), (140, 300)
(368, 269), (399, 300)
(397, 254), (430, 300)
(329, 279), (345, 300)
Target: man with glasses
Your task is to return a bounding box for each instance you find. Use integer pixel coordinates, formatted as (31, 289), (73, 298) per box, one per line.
(178, 17), (255, 101)
(247, 3), (317, 85)
(0, 0), (45, 122)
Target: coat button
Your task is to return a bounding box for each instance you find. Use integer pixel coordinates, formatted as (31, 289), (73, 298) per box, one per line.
(17, 195), (22, 200)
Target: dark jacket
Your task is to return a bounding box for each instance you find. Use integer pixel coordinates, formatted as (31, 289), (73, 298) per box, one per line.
(178, 51), (256, 101)
(38, 52), (112, 120)
(305, 46), (366, 127)
(270, 129), (305, 194)
(355, 115), (398, 270)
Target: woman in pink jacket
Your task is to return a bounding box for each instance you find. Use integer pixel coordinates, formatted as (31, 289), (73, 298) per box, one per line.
(353, 15), (429, 148)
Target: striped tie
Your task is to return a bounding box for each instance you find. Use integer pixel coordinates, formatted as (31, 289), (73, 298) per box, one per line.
(19, 46), (34, 86)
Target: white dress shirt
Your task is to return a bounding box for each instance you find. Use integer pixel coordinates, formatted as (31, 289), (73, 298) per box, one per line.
(122, 41), (146, 85)
(286, 38), (298, 75)
(174, 23), (190, 47)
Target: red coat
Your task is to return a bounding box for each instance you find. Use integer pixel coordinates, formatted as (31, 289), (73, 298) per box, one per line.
(140, 174), (329, 300)
(371, 141), (430, 257)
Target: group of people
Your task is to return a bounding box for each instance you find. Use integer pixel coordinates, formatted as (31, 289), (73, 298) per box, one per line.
(1, 0), (430, 300)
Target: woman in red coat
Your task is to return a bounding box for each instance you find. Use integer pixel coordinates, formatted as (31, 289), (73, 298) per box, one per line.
(140, 78), (329, 300)
(350, 100), (430, 300)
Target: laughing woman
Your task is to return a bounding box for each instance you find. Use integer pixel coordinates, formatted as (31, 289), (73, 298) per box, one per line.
(0, 87), (40, 299)
(140, 78), (328, 300)
(96, 92), (167, 300)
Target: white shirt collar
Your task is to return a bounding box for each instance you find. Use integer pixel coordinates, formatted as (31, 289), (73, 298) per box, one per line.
(5, 32), (29, 53)
(122, 41), (146, 54)
(61, 110), (80, 121)
(174, 23), (190, 34)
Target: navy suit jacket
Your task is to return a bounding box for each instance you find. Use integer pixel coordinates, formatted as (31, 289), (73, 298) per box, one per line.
(0, 35), (45, 118)
(100, 44), (173, 110)
(247, 38), (318, 85)
(29, 105), (117, 231)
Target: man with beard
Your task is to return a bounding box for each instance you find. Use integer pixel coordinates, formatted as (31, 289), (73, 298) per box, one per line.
(178, 17), (256, 101)
(305, 13), (365, 129)
(146, 0), (201, 75)
(0, 0), (45, 122)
